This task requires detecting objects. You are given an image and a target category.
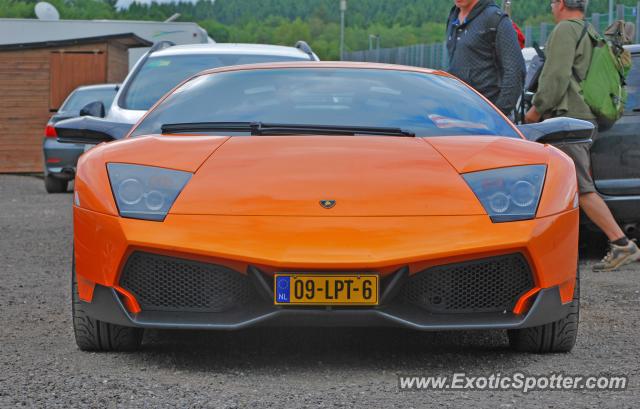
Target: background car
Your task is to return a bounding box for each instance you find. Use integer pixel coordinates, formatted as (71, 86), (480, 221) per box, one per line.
(520, 44), (640, 240)
(590, 44), (640, 239)
(43, 83), (119, 193)
(65, 41), (320, 140)
(58, 62), (587, 354)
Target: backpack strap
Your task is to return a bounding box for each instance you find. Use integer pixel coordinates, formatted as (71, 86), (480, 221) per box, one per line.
(487, 7), (509, 50)
(572, 20), (591, 83)
(486, 7), (509, 75)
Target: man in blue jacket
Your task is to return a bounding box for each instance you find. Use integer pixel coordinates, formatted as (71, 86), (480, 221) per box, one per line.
(447, 0), (525, 116)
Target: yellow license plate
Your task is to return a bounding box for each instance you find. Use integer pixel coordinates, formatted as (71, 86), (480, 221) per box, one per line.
(274, 274), (379, 305)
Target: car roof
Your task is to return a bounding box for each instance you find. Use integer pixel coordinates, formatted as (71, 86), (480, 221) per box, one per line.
(74, 83), (120, 91)
(626, 43), (640, 53)
(151, 43), (312, 59)
(193, 61), (443, 77)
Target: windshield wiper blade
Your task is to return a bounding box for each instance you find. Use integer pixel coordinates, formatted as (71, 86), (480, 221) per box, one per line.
(161, 121), (415, 137)
(252, 123), (415, 137)
(161, 122), (254, 134)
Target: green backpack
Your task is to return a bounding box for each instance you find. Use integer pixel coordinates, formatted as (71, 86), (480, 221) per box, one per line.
(573, 20), (632, 130)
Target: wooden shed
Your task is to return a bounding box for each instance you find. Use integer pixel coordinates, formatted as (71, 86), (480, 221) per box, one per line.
(0, 33), (151, 173)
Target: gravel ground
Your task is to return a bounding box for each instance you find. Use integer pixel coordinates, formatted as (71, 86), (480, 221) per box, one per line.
(1, 174), (639, 408)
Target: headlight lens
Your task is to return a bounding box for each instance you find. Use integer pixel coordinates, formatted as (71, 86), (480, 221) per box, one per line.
(107, 163), (191, 221)
(463, 165), (546, 222)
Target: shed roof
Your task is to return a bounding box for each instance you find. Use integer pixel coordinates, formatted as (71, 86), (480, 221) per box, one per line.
(0, 32), (152, 52)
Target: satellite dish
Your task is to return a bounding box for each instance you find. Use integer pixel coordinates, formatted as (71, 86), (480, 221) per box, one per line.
(35, 2), (60, 21)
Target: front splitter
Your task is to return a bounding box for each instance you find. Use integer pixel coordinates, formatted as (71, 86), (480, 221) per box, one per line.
(82, 284), (570, 331)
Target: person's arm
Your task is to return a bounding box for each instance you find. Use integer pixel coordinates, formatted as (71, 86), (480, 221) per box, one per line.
(524, 105), (542, 123)
(494, 17), (526, 114)
(532, 22), (578, 116)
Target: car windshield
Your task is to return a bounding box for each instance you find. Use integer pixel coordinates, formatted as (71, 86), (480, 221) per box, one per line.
(60, 87), (117, 114)
(131, 68), (520, 138)
(121, 54), (311, 111)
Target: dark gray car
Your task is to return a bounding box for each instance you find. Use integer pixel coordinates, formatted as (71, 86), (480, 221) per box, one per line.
(590, 44), (640, 237)
(43, 83), (119, 193)
(522, 45), (640, 237)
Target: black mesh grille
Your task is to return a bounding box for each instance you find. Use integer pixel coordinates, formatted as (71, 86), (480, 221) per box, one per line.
(403, 254), (534, 313)
(120, 252), (253, 313)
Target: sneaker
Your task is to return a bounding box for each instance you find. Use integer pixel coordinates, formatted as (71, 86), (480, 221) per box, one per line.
(593, 239), (640, 272)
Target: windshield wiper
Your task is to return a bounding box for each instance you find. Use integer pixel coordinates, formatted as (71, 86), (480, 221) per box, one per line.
(161, 122), (254, 134)
(161, 122), (415, 137)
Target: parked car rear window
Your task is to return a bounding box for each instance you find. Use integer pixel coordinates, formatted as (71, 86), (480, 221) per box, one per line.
(60, 87), (117, 114)
(121, 54), (311, 111)
(131, 68), (520, 139)
(624, 55), (640, 114)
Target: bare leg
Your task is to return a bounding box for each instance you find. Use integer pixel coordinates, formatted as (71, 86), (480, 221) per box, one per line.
(579, 192), (625, 241)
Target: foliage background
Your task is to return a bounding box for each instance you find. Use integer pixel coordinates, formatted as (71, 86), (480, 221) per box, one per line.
(2, 0), (640, 59)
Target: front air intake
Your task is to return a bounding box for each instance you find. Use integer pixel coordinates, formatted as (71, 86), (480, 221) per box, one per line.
(403, 254), (534, 313)
(119, 252), (253, 313)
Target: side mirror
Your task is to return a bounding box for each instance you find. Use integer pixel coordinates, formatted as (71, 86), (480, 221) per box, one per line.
(517, 117), (594, 144)
(79, 101), (105, 118)
(55, 117), (133, 144)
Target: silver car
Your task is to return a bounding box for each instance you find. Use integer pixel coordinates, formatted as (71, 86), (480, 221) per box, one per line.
(105, 42), (319, 127)
(51, 42), (318, 192)
(43, 83), (119, 193)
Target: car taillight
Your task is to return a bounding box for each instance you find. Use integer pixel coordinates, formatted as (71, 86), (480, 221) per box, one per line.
(45, 125), (57, 138)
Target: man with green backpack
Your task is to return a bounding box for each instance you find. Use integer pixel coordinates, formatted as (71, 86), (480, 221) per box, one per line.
(525, 0), (639, 271)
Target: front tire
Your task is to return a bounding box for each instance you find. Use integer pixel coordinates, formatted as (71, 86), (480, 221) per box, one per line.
(508, 270), (580, 353)
(44, 174), (68, 193)
(72, 264), (143, 351)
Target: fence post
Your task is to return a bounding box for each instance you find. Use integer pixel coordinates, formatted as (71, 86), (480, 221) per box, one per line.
(636, 2), (640, 43)
(524, 25), (532, 47)
(592, 13), (600, 31)
(442, 41), (448, 70)
(617, 4), (625, 21)
(428, 44), (434, 68)
(540, 23), (548, 44)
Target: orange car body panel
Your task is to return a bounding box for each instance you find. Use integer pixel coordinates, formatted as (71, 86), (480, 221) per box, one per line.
(172, 136), (485, 216)
(72, 63), (579, 316)
(427, 137), (577, 217)
(75, 135), (230, 215)
(74, 207), (579, 307)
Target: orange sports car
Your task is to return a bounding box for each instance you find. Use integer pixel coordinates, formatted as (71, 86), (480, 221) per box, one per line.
(57, 62), (592, 353)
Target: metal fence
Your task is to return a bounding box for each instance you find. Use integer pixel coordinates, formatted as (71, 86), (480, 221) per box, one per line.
(344, 3), (640, 70)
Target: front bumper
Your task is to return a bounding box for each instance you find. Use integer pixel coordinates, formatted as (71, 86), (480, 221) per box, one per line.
(74, 207), (579, 330)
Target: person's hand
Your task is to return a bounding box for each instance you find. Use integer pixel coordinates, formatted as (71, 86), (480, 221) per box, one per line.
(524, 106), (542, 124)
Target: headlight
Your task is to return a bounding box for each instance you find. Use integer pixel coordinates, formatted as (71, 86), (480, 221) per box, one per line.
(463, 165), (546, 222)
(107, 163), (191, 221)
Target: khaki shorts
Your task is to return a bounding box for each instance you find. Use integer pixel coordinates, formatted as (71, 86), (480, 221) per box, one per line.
(552, 118), (598, 194)
(555, 141), (596, 194)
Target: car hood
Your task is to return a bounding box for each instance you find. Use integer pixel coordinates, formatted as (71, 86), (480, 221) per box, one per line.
(169, 135), (548, 217)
